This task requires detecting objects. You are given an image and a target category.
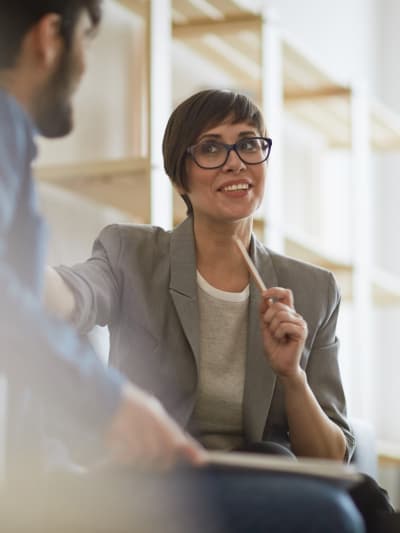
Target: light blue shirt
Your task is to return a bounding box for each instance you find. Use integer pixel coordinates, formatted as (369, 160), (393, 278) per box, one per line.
(0, 88), (125, 473)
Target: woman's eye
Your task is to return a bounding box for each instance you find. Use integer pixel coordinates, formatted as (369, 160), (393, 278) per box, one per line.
(239, 139), (258, 152)
(200, 142), (221, 154)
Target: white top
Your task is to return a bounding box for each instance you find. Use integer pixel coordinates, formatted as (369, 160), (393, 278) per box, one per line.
(190, 271), (249, 450)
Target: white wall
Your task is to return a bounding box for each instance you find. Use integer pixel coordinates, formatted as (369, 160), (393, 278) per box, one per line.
(267, 0), (380, 94)
(379, 0), (400, 113)
(376, 0), (400, 276)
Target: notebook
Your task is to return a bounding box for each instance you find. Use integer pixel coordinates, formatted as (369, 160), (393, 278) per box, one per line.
(207, 451), (363, 487)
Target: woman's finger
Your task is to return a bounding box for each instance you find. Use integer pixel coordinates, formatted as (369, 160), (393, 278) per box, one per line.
(271, 321), (308, 342)
(262, 287), (294, 307)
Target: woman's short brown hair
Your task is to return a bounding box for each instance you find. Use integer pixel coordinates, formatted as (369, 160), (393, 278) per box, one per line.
(162, 89), (266, 214)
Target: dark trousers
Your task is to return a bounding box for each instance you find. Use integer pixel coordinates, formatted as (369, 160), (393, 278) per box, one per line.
(349, 475), (397, 533)
(238, 440), (397, 533)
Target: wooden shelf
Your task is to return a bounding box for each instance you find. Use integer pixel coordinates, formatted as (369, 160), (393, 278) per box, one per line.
(370, 100), (400, 150)
(170, 2), (400, 151)
(35, 157), (150, 221)
(35, 157), (148, 182)
(372, 269), (400, 306)
(283, 228), (353, 301)
(116, 0), (400, 152)
(116, 0), (146, 17)
(378, 441), (400, 466)
(283, 228), (352, 272)
(251, 220), (354, 299)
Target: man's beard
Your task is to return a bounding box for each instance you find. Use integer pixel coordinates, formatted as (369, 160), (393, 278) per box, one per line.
(33, 48), (76, 139)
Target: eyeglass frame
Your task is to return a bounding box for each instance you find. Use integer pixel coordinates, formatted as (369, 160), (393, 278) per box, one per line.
(186, 136), (272, 170)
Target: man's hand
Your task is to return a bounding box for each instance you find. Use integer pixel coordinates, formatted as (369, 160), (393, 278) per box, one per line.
(105, 384), (206, 470)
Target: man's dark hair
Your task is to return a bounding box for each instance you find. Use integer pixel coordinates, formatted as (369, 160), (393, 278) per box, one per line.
(0, 0), (102, 69)
(162, 89), (266, 215)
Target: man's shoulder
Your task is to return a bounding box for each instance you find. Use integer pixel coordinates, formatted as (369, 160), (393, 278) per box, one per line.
(0, 89), (26, 133)
(0, 90), (19, 148)
(0, 89), (34, 164)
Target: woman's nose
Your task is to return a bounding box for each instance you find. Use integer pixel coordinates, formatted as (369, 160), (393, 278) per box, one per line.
(222, 148), (246, 172)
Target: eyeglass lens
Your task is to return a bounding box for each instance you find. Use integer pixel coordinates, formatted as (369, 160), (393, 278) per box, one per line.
(191, 138), (270, 168)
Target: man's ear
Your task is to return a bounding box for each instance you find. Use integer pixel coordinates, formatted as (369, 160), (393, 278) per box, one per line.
(32, 13), (64, 68)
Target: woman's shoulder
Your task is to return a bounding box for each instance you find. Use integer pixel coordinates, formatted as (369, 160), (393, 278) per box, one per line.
(99, 223), (172, 246)
(256, 240), (338, 293)
(94, 223), (172, 267)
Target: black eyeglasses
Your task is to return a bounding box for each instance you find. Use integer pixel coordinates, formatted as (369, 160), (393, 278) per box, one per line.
(186, 137), (272, 169)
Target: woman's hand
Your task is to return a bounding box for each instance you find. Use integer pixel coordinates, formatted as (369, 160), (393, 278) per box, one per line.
(260, 287), (308, 379)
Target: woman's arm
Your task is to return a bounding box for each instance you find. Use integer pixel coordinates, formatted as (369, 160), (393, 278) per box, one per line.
(43, 225), (122, 334)
(279, 369), (347, 460)
(44, 266), (76, 321)
(261, 285), (347, 461)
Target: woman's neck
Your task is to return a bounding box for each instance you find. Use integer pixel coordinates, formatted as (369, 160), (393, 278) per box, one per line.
(193, 216), (253, 292)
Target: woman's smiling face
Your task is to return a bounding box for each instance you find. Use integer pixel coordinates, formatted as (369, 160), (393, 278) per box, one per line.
(180, 120), (267, 224)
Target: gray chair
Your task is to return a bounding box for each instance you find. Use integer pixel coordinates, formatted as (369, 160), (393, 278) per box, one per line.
(350, 418), (378, 478)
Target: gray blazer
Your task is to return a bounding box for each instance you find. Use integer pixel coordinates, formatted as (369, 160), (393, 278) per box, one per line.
(57, 217), (355, 458)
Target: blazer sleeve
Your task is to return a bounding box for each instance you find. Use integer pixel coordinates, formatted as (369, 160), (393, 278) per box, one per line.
(56, 225), (122, 334)
(305, 272), (355, 461)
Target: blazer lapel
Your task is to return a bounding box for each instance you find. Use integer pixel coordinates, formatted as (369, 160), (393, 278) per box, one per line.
(169, 217), (201, 369)
(243, 237), (279, 442)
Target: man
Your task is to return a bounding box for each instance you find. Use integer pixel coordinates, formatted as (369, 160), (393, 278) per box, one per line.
(0, 2), (365, 532)
(0, 0), (203, 476)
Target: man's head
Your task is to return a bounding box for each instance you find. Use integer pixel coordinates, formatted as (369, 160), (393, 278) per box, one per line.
(0, 1), (102, 137)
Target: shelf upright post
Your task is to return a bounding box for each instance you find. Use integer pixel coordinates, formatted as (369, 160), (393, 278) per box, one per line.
(350, 83), (375, 422)
(260, 7), (284, 252)
(147, 0), (173, 229)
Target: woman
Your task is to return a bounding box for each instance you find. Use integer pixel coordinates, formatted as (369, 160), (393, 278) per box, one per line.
(46, 89), (353, 461)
